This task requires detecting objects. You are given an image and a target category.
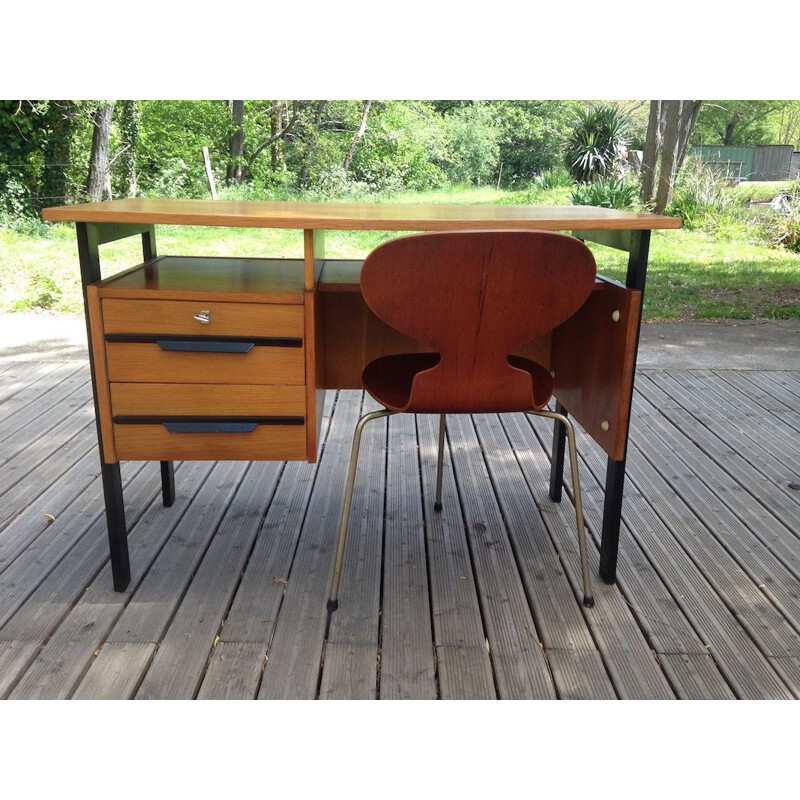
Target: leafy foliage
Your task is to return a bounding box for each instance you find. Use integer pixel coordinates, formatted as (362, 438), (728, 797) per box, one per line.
(570, 178), (638, 209)
(565, 105), (630, 183)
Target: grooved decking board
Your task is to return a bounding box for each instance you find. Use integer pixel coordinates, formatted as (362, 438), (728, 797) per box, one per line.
(378, 413), (436, 700)
(0, 460), (146, 630)
(34, 462), (217, 699)
(107, 461), (250, 645)
(258, 391), (362, 700)
(567, 415), (795, 699)
(197, 642), (266, 700)
(0, 418), (96, 534)
(0, 362), (62, 405)
(2, 363), (799, 700)
(444, 413), (556, 700)
(416, 413), (495, 699)
(547, 649), (617, 700)
(435, 645), (495, 700)
(503, 413), (675, 700)
(0, 641), (40, 698)
(683, 370), (800, 490)
(658, 654), (737, 700)
(135, 461), (282, 700)
(0, 363), (82, 433)
(631, 382), (800, 629)
(319, 395), (385, 699)
(0, 462), (184, 641)
(72, 643), (157, 700)
(639, 373), (800, 544)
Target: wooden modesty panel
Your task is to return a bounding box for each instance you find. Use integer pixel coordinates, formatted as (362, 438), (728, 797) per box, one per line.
(318, 291), (552, 388)
(551, 280), (642, 461)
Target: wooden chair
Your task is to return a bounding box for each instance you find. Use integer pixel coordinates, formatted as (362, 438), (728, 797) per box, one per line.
(328, 230), (598, 613)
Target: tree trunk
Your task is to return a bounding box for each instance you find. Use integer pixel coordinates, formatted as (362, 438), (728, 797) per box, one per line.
(298, 101), (327, 189)
(118, 100), (139, 197)
(654, 100), (703, 213)
(87, 101), (114, 201)
(271, 101), (286, 172)
(641, 100), (663, 206)
(226, 100), (245, 185)
(342, 100), (372, 176)
(40, 100), (73, 209)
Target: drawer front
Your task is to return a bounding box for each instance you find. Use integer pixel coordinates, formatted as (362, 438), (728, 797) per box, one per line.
(102, 299), (304, 338)
(113, 422), (307, 461)
(110, 383), (306, 417)
(105, 342), (305, 384)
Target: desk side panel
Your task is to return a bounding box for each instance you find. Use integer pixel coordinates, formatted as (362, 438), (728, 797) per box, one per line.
(551, 281), (641, 461)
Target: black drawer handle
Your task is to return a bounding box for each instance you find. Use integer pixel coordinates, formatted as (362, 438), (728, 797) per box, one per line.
(164, 422), (258, 434)
(156, 340), (254, 353)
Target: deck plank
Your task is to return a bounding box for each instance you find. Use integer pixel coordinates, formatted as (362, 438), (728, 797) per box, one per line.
(444, 412), (556, 699)
(197, 642), (266, 700)
(378, 413), (437, 700)
(258, 391), (362, 700)
(72, 643), (157, 700)
(503, 413), (676, 700)
(416, 413), (495, 699)
(319, 395), (385, 700)
(135, 462), (282, 700)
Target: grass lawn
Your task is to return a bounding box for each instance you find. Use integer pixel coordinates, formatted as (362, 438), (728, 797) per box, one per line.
(1, 187), (798, 320)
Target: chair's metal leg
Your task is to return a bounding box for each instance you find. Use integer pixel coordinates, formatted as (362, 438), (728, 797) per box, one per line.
(528, 410), (594, 608)
(328, 408), (395, 613)
(434, 413), (446, 511)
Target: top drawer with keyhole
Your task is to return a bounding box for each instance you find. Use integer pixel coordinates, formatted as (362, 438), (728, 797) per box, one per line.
(101, 299), (304, 338)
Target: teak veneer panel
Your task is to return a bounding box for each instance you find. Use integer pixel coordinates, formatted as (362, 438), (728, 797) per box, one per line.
(43, 198), (682, 231)
(105, 343), (305, 385)
(551, 279), (642, 461)
(102, 298), (304, 338)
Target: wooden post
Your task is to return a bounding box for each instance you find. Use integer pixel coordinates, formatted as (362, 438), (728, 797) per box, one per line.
(203, 146), (217, 199)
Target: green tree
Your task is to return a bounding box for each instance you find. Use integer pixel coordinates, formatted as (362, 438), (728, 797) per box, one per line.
(693, 100), (783, 145)
(441, 102), (500, 185)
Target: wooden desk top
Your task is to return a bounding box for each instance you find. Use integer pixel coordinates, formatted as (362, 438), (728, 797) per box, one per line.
(42, 198), (682, 231)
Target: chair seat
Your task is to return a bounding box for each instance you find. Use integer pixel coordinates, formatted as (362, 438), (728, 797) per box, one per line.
(362, 353), (554, 413)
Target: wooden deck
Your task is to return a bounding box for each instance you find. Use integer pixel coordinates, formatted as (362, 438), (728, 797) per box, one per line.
(0, 358), (798, 699)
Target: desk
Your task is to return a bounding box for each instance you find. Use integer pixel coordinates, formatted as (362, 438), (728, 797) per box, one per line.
(42, 199), (681, 592)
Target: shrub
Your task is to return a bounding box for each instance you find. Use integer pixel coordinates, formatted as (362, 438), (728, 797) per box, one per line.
(565, 106), (629, 183)
(763, 182), (800, 252)
(668, 156), (732, 226)
(570, 178), (638, 209)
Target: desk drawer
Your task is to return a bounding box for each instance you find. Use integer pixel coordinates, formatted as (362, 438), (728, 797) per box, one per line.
(102, 299), (304, 338)
(105, 342), (305, 384)
(110, 383), (306, 417)
(113, 421), (307, 461)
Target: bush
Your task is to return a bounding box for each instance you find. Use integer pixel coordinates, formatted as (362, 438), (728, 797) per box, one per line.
(763, 182), (800, 252)
(565, 105), (630, 183)
(533, 167), (574, 189)
(570, 178), (639, 209)
(668, 156), (732, 226)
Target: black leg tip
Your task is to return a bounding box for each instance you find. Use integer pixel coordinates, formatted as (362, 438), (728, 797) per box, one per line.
(434, 502), (443, 512)
(583, 594), (595, 608)
(327, 599), (338, 613)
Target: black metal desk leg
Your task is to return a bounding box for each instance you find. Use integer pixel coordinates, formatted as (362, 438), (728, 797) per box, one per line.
(101, 462), (131, 590)
(160, 461), (176, 507)
(600, 457), (626, 583)
(548, 401), (568, 502)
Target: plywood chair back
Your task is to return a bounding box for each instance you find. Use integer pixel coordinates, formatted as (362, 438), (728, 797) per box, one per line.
(360, 230), (597, 413)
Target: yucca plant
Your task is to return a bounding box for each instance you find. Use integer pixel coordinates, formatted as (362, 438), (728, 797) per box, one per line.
(565, 106), (629, 183)
(570, 178), (638, 210)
